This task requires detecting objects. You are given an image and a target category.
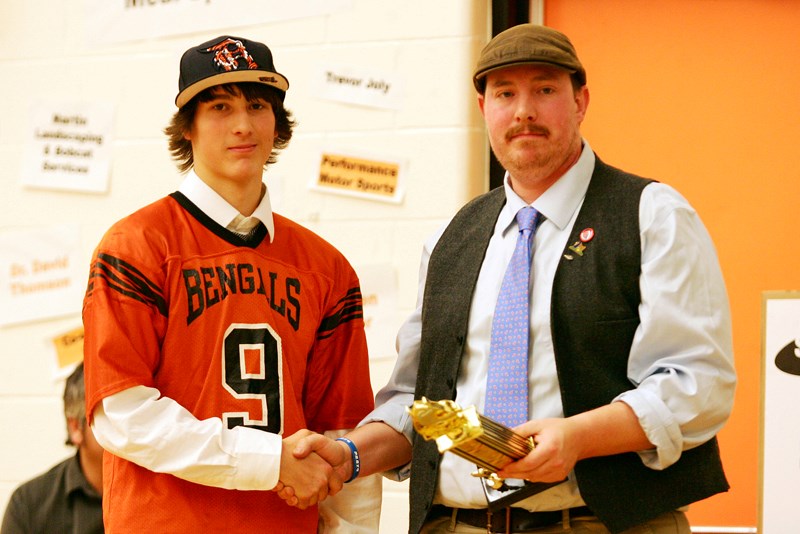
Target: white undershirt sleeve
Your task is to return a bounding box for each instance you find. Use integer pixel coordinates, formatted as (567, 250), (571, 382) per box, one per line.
(92, 385), (282, 490)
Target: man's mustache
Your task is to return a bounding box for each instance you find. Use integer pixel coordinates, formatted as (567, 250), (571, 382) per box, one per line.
(505, 125), (549, 140)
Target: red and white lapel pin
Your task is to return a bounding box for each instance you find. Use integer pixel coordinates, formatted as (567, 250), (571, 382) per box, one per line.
(564, 227), (594, 260)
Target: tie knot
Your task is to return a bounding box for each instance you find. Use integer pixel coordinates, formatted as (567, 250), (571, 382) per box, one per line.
(516, 207), (538, 233)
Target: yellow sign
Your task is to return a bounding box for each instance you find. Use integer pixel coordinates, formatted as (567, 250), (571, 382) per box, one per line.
(52, 325), (84, 369)
(315, 152), (402, 202)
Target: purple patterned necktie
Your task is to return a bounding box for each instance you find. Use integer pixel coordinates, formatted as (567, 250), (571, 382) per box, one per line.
(484, 206), (539, 427)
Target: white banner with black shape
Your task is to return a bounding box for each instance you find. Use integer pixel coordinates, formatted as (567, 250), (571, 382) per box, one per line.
(760, 291), (800, 534)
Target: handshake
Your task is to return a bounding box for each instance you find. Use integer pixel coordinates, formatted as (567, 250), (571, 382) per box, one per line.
(273, 430), (357, 509)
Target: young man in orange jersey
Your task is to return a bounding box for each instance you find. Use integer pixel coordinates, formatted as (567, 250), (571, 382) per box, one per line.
(81, 35), (380, 533)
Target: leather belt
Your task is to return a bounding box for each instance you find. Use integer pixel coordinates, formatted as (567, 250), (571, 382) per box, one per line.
(429, 504), (595, 533)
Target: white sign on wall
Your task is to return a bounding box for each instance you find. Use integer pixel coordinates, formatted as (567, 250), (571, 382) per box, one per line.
(21, 101), (115, 194)
(358, 264), (398, 360)
(0, 225), (85, 327)
(85, 0), (353, 44)
(760, 291), (800, 534)
(312, 62), (405, 110)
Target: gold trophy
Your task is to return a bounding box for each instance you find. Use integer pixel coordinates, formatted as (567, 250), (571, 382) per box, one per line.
(408, 397), (563, 510)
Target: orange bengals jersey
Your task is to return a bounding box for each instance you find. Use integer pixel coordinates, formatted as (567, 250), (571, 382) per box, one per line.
(82, 192), (374, 533)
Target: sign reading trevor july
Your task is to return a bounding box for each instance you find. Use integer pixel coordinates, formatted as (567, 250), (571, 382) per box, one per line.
(313, 63), (404, 110)
(313, 151), (405, 203)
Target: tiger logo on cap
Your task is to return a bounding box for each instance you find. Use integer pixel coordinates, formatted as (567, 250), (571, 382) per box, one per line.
(205, 38), (258, 72)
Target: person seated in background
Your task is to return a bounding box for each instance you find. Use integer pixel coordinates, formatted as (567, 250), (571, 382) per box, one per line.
(1, 362), (103, 534)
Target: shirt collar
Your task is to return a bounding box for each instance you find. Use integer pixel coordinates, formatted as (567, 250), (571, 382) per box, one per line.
(65, 452), (101, 500)
(178, 170), (276, 242)
(499, 140), (596, 234)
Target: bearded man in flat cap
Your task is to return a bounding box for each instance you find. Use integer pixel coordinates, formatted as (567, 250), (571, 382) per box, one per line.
(281, 23), (736, 534)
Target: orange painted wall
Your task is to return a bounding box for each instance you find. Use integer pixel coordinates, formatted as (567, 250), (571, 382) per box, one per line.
(545, 0), (800, 528)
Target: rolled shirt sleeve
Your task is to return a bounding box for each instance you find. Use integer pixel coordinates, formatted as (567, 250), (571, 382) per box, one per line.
(617, 183), (736, 469)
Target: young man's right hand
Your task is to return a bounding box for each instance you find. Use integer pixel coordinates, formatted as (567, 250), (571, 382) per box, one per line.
(276, 430), (348, 508)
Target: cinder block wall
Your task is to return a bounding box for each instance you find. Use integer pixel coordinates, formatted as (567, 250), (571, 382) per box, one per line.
(0, 1), (490, 532)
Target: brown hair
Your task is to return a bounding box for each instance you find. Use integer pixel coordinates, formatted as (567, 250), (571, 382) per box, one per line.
(164, 82), (295, 173)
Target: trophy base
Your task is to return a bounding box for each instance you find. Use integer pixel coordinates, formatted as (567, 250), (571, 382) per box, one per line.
(481, 478), (565, 511)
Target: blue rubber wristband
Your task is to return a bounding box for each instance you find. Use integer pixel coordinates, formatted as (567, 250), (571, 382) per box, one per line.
(336, 437), (360, 483)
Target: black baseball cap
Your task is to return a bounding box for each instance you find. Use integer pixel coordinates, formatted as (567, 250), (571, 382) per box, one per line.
(175, 35), (290, 108)
(473, 24), (586, 92)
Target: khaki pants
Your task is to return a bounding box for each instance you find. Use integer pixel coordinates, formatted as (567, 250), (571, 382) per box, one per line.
(421, 510), (690, 534)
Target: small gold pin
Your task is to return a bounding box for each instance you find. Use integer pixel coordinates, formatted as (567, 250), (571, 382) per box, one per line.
(568, 241), (586, 256)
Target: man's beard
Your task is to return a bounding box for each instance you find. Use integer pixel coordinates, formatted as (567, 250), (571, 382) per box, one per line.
(495, 126), (555, 177)
(493, 125), (576, 180)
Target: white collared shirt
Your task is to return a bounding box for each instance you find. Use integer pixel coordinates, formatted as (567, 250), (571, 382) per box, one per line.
(365, 141), (736, 511)
(178, 169), (276, 240)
